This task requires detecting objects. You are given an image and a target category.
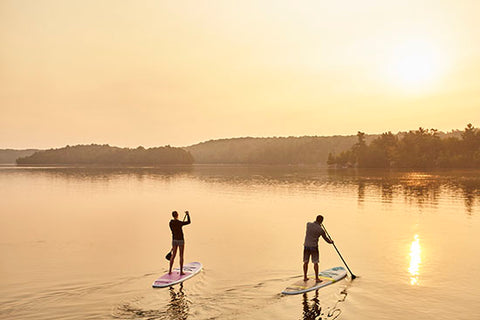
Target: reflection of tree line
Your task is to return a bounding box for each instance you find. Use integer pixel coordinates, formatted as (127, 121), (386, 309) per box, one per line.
(354, 176), (478, 213)
(10, 165), (480, 213)
(190, 167), (480, 213)
(11, 166), (193, 182)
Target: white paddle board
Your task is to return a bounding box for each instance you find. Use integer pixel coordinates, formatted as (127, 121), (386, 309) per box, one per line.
(152, 262), (202, 288)
(282, 266), (347, 295)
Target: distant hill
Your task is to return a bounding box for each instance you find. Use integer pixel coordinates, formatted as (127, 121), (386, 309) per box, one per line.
(16, 144), (193, 165)
(4, 130), (466, 166)
(0, 149), (38, 164)
(185, 131), (465, 166)
(185, 135), (378, 165)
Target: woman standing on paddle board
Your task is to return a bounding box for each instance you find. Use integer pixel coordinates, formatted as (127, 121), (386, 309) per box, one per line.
(169, 211), (191, 275)
(303, 215), (334, 282)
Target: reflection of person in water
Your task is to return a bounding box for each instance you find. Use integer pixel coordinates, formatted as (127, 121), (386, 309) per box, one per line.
(302, 291), (321, 320)
(301, 287), (348, 320)
(167, 284), (189, 320)
(114, 285), (190, 319)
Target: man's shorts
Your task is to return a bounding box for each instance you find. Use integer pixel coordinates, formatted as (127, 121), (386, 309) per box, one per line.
(172, 239), (185, 247)
(303, 246), (319, 263)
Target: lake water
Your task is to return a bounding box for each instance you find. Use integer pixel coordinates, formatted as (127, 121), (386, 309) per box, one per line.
(1, 165), (479, 320)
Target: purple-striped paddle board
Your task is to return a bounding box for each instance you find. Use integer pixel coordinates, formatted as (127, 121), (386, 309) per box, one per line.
(152, 262), (202, 288)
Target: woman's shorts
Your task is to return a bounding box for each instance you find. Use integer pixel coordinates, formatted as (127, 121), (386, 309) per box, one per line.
(303, 246), (319, 263)
(172, 240), (185, 247)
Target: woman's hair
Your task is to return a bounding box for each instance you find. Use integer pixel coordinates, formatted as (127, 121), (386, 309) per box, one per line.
(172, 211), (178, 218)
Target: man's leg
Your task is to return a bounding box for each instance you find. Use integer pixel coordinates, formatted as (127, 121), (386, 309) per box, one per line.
(303, 247), (310, 281)
(313, 247), (321, 282)
(179, 244), (185, 275)
(169, 245), (178, 274)
(314, 263), (320, 282)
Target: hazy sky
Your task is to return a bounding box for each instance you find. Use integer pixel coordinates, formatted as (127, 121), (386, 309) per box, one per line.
(1, 0), (479, 149)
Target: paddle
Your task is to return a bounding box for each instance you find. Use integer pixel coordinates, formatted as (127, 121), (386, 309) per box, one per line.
(322, 223), (357, 280)
(165, 212), (188, 261)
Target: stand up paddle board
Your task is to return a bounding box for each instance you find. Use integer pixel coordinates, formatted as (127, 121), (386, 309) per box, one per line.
(282, 266), (347, 295)
(152, 262), (202, 288)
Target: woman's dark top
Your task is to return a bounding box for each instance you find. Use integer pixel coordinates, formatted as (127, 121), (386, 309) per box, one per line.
(169, 215), (191, 240)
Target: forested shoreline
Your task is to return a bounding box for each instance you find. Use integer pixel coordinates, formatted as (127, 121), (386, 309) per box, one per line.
(4, 125), (480, 168)
(16, 144), (194, 166)
(327, 124), (480, 168)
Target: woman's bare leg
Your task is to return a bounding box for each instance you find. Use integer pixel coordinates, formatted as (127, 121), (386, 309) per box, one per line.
(179, 244), (185, 275)
(169, 245), (178, 274)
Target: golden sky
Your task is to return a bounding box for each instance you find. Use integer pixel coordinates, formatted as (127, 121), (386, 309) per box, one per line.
(1, 0), (479, 148)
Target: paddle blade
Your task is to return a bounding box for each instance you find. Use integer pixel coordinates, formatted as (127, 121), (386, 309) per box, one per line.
(165, 251), (172, 261)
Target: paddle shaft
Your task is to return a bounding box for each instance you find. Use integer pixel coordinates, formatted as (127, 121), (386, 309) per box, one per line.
(322, 224), (357, 279)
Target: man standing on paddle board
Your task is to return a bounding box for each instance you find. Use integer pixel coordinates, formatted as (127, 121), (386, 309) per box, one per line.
(169, 211), (191, 275)
(303, 215), (334, 282)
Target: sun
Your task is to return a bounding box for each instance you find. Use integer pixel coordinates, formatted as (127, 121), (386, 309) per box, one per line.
(386, 40), (446, 92)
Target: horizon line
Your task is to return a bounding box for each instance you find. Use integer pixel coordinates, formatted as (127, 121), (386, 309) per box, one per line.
(1, 126), (473, 151)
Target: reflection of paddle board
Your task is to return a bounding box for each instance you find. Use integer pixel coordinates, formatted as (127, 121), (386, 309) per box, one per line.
(152, 262), (202, 288)
(282, 266), (347, 295)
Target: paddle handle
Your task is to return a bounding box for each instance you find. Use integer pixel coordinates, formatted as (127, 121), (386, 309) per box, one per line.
(322, 224), (357, 280)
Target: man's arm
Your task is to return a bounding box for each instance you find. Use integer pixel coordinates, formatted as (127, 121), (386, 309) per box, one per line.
(321, 230), (334, 244)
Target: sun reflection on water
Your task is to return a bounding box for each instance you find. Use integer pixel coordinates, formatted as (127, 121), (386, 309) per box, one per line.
(409, 234), (421, 285)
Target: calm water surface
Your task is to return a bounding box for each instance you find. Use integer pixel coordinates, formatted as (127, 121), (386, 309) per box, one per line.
(1, 166), (480, 320)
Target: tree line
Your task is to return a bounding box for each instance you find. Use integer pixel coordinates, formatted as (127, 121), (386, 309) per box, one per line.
(185, 136), (373, 165)
(16, 144), (194, 165)
(327, 124), (480, 168)
(0, 149), (38, 164)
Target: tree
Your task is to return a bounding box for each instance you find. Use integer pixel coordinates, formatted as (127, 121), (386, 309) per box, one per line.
(325, 125), (480, 169)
